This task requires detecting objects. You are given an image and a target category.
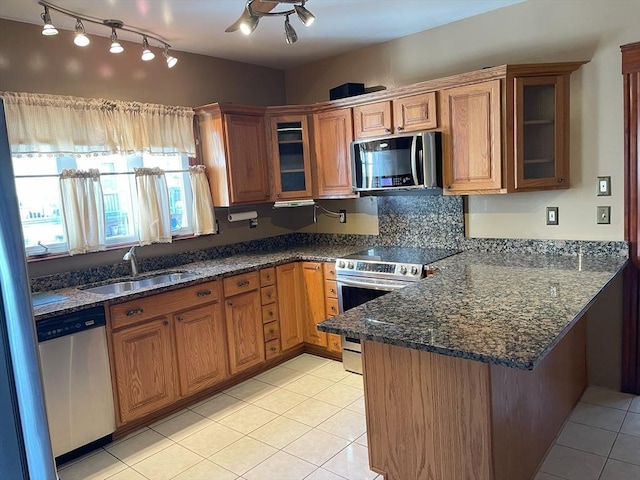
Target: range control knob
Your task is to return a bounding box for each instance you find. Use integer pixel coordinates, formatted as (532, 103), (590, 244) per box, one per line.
(337, 260), (345, 268)
(410, 266), (419, 275)
(347, 261), (354, 269)
(399, 265), (407, 275)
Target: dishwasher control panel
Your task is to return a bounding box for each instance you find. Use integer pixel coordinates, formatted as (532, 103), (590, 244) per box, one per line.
(36, 306), (106, 342)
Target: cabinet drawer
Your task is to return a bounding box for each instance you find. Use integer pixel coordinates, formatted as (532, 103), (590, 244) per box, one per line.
(263, 320), (280, 343)
(323, 262), (337, 280)
(327, 333), (342, 353)
(325, 280), (338, 298)
(260, 267), (276, 287)
(261, 285), (277, 305)
(110, 280), (219, 330)
(265, 339), (281, 360)
(325, 297), (339, 317)
(262, 303), (279, 324)
(223, 271), (259, 297)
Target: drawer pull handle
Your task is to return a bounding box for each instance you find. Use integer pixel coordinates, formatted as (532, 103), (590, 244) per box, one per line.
(315, 265), (320, 270)
(196, 290), (212, 297)
(266, 274), (271, 280)
(396, 126), (404, 131)
(163, 320), (169, 326)
(329, 269), (335, 275)
(267, 293), (272, 298)
(331, 306), (336, 312)
(236, 280), (250, 288)
(270, 346), (277, 352)
(384, 128), (391, 133)
(126, 308), (144, 316)
(269, 328), (275, 334)
(268, 310), (274, 316)
(228, 301), (233, 307)
(176, 316), (183, 322)
(330, 288), (336, 294)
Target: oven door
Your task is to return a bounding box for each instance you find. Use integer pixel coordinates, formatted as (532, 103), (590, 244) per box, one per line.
(336, 275), (411, 313)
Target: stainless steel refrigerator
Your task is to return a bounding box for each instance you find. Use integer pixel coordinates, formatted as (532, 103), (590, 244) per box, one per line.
(0, 99), (58, 478)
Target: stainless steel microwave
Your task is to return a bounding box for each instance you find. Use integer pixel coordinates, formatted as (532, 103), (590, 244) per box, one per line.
(350, 131), (442, 192)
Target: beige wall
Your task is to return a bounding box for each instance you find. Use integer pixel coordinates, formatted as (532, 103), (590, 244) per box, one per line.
(286, 0), (640, 242)
(0, 19), (285, 107)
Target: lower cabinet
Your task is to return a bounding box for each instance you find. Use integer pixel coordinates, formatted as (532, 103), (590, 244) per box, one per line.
(302, 262), (328, 347)
(323, 262), (342, 354)
(223, 272), (265, 375)
(276, 263), (305, 350)
(111, 317), (177, 425)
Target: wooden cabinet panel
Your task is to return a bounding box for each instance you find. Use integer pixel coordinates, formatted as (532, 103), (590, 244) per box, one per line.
(276, 263), (305, 350)
(174, 304), (228, 397)
(223, 271), (259, 297)
(111, 318), (176, 424)
(327, 334), (342, 354)
(325, 280), (338, 299)
(261, 285), (277, 305)
(224, 290), (264, 375)
(440, 80), (503, 194)
(110, 281), (219, 330)
(325, 297), (339, 318)
(312, 108), (354, 198)
(323, 262), (337, 280)
(265, 339), (281, 360)
(353, 102), (393, 139)
(263, 320), (280, 343)
(302, 262), (327, 347)
(393, 92), (438, 133)
(260, 267), (276, 287)
(262, 303), (278, 324)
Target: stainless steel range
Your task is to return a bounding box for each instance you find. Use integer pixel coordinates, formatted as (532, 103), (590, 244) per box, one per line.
(335, 246), (460, 374)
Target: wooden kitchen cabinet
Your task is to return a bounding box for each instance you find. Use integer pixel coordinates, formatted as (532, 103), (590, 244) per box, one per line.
(174, 304), (227, 397)
(312, 108), (355, 198)
(301, 262), (327, 347)
(276, 262), (305, 350)
(353, 92), (437, 139)
(111, 317), (177, 424)
(224, 272), (265, 375)
(195, 103), (271, 206)
(268, 114), (313, 200)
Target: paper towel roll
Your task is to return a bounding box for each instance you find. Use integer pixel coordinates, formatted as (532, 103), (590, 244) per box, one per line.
(227, 211), (258, 222)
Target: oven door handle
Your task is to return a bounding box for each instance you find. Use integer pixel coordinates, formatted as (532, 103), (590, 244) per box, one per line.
(337, 277), (406, 291)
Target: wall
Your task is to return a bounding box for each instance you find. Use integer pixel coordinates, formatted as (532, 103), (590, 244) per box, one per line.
(0, 19), (285, 107)
(285, 0), (640, 242)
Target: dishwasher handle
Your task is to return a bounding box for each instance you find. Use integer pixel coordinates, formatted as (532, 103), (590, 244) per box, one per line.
(36, 306), (106, 343)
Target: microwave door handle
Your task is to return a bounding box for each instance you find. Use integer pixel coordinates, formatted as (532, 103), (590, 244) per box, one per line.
(411, 135), (419, 185)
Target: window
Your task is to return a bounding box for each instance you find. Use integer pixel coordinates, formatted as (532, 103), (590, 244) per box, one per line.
(13, 153), (194, 257)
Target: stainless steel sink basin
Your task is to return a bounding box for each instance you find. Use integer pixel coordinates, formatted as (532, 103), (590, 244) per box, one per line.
(82, 272), (198, 295)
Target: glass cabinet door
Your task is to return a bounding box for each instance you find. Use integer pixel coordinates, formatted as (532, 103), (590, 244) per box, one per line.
(514, 75), (568, 190)
(270, 115), (312, 199)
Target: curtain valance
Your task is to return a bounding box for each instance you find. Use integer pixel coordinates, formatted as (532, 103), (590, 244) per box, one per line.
(1, 92), (196, 156)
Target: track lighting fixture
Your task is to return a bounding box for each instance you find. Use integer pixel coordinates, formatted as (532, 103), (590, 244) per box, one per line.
(37, 1), (177, 68)
(40, 5), (58, 36)
(232, 0), (315, 44)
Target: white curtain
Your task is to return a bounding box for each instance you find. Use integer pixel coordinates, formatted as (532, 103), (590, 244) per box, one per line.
(2, 91), (196, 156)
(135, 167), (172, 245)
(59, 169), (106, 255)
(189, 165), (217, 236)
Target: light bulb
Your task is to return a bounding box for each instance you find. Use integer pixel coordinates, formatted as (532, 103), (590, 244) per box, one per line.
(74, 19), (90, 47)
(41, 6), (58, 36)
(163, 48), (178, 68)
(109, 28), (124, 54)
(141, 37), (155, 61)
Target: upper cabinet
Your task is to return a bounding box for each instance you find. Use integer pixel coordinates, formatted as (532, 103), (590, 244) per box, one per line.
(312, 107), (355, 198)
(195, 104), (271, 206)
(267, 114), (313, 200)
(353, 92), (437, 139)
(439, 63), (585, 194)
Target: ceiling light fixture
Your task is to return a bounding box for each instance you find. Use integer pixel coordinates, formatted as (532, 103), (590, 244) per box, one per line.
(234, 0), (314, 43)
(37, 0), (177, 68)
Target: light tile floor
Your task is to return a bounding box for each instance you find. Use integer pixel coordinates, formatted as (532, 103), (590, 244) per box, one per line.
(57, 354), (640, 480)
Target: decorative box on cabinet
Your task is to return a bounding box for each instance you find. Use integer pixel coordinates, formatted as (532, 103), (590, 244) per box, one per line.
(195, 103), (271, 206)
(312, 107), (355, 198)
(439, 63), (585, 195)
(108, 280), (225, 425)
(353, 92), (437, 139)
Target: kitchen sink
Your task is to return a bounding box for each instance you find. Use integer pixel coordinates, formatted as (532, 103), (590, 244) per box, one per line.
(82, 272), (198, 295)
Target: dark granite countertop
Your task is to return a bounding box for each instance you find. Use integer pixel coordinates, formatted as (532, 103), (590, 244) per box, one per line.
(318, 251), (628, 370)
(31, 245), (362, 320)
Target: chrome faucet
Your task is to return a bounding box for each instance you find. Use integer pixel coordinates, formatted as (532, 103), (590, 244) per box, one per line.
(123, 246), (139, 276)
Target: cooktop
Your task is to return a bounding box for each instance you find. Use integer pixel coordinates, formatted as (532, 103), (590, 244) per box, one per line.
(340, 246), (462, 266)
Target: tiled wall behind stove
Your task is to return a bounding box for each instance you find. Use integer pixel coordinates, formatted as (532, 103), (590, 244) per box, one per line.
(310, 195), (464, 250)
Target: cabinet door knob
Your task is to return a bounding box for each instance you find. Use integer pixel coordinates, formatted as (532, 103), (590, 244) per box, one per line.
(315, 265), (320, 270)
(228, 301), (233, 307)
(163, 320), (169, 326)
(445, 185), (451, 190)
(396, 126), (404, 131)
(558, 178), (565, 183)
(176, 316), (183, 322)
(384, 128), (391, 133)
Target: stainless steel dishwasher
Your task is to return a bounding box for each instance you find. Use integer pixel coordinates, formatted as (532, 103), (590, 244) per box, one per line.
(36, 306), (116, 463)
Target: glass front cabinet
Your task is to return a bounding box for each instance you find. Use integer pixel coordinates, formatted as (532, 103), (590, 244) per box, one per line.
(268, 115), (313, 199)
(511, 74), (570, 191)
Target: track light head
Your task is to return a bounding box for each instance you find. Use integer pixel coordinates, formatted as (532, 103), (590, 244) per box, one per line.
(294, 4), (315, 27)
(73, 18), (90, 46)
(240, 14), (259, 35)
(109, 28), (124, 54)
(284, 15), (298, 44)
(41, 5), (58, 36)
(141, 36), (155, 61)
(163, 46), (178, 68)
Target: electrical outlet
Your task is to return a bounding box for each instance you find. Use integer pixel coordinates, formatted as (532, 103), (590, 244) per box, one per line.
(339, 210), (347, 223)
(597, 206), (611, 224)
(546, 207), (559, 226)
(597, 176), (611, 196)
(249, 218), (258, 228)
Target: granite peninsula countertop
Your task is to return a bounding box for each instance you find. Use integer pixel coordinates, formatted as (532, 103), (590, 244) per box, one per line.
(318, 251), (628, 370)
(31, 245), (362, 320)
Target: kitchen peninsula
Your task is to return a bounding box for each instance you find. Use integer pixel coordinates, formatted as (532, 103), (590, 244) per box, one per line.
(318, 251), (628, 480)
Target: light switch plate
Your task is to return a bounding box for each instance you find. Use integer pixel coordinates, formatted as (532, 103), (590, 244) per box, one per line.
(546, 207), (559, 226)
(597, 176), (611, 196)
(597, 206), (611, 224)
